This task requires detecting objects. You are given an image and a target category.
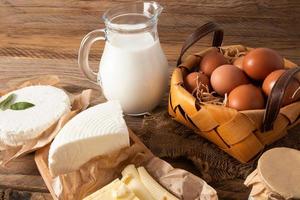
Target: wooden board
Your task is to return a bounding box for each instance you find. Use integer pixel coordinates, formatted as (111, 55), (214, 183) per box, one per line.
(34, 130), (153, 200)
(0, 189), (52, 200)
(34, 146), (58, 200)
(0, 154), (51, 200)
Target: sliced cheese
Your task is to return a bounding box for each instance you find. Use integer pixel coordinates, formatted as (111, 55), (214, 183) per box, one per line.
(122, 164), (140, 180)
(0, 85), (70, 147)
(84, 164), (180, 200)
(48, 101), (130, 176)
(137, 167), (179, 200)
(121, 174), (155, 200)
(121, 164), (155, 200)
(83, 178), (140, 200)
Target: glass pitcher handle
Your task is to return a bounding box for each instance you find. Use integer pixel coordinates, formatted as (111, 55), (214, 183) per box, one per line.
(78, 29), (105, 83)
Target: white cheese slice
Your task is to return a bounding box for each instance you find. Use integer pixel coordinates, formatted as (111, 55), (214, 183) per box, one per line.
(0, 85), (71, 147)
(48, 101), (130, 177)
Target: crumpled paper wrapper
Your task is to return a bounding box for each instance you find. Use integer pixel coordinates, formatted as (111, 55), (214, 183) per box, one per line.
(45, 131), (218, 200)
(0, 75), (92, 165)
(146, 157), (218, 200)
(244, 169), (286, 200)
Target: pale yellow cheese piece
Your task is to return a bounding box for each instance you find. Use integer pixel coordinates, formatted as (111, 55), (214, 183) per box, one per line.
(121, 164), (155, 200)
(84, 165), (180, 200)
(122, 164), (140, 180)
(121, 174), (155, 200)
(83, 179), (140, 200)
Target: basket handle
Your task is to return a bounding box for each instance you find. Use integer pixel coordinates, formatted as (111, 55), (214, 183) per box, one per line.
(262, 67), (300, 132)
(177, 22), (224, 66)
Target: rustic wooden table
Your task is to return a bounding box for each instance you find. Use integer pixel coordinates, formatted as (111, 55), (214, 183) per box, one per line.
(0, 1), (299, 200)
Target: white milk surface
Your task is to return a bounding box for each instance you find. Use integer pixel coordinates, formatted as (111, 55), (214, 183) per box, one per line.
(99, 32), (169, 114)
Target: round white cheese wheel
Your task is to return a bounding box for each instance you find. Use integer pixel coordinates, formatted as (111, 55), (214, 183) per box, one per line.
(0, 85), (71, 147)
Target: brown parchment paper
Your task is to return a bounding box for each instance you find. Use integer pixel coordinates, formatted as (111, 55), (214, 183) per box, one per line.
(0, 75), (92, 165)
(50, 135), (218, 200)
(146, 157), (218, 200)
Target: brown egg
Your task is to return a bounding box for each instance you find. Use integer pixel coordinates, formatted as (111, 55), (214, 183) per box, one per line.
(243, 48), (284, 80)
(262, 69), (300, 105)
(228, 84), (265, 111)
(210, 64), (249, 96)
(233, 56), (244, 70)
(184, 72), (210, 94)
(262, 69), (285, 96)
(200, 48), (228, 76)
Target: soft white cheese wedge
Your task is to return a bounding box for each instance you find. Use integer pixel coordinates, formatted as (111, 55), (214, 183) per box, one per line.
(0, 85), (71, 147)
(48, 101), (130, 177)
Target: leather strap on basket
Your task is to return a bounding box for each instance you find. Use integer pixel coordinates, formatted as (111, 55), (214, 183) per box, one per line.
(262, 67), (300, 132)
(177, 22), (224, 66)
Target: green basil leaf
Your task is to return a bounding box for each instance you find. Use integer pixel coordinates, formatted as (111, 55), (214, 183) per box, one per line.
(0, 94), (15, 110)
(10, 102), (35, 110)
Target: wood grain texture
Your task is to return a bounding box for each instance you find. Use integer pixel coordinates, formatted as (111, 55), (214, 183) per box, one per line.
(0, 0), (299, 200)
(0, 154), (39, 175)
(0, 174), (47, 192)
(0, 189), (52, 200)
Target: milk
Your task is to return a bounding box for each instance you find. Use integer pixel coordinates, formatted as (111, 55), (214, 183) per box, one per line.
(98, 32), (169, 114)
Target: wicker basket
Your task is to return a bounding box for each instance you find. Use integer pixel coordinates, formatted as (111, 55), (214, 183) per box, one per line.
(168, 22), (300, 163)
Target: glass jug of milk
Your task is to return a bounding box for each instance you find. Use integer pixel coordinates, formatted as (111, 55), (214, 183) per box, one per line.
(78, 2), (169, 115)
